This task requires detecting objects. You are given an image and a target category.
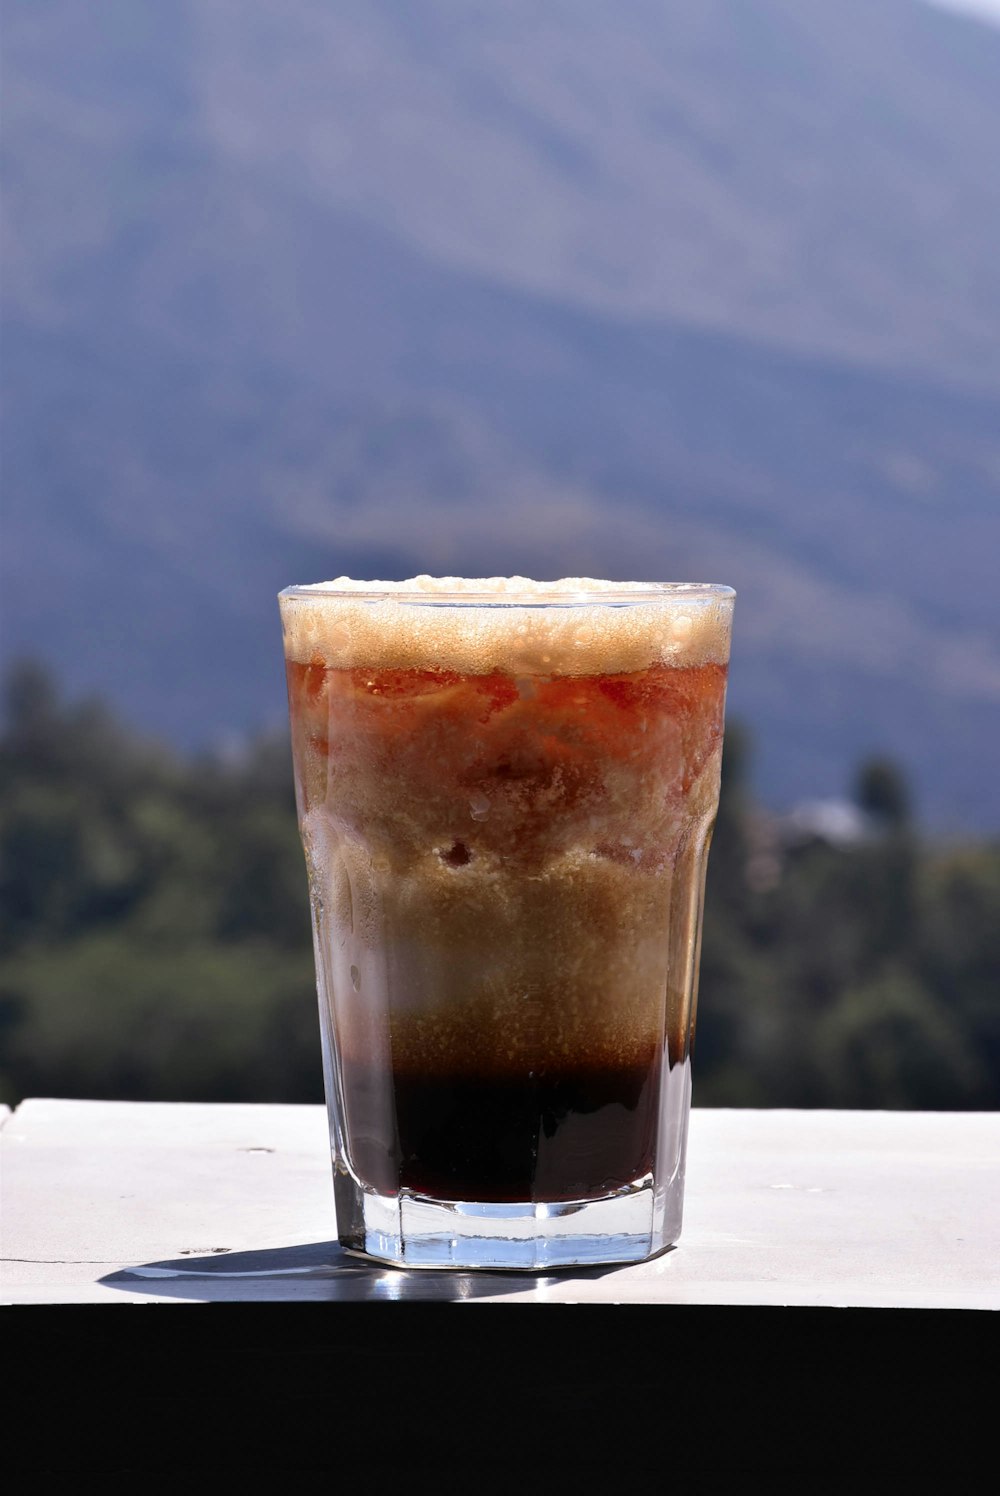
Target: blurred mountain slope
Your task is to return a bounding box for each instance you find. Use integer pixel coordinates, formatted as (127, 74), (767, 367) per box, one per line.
(9, 0), (1000, 384)
(3, 0), (999, 826)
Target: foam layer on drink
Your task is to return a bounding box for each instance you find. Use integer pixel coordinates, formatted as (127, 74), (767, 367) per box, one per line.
(280, 575), (733, 677)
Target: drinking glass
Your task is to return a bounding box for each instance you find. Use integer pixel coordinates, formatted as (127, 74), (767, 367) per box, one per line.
(280, 577), (735, 1269)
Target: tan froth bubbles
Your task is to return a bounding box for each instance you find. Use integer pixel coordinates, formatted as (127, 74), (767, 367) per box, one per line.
(279, 575), (734, 677)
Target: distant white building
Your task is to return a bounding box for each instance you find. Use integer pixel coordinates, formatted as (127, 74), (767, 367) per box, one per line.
(780, 798), (873, 849)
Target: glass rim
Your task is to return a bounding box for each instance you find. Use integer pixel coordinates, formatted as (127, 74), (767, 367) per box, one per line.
(279, 581), (736, 607)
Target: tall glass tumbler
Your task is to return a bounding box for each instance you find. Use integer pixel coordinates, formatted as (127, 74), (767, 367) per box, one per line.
(280, 577), (735, 1269)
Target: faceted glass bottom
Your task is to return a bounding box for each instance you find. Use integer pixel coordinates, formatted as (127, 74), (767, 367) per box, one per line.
(333, 1168), (682, 1271)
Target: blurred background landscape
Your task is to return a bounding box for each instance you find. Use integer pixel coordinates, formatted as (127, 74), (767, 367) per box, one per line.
(2, 0), (998, 1109)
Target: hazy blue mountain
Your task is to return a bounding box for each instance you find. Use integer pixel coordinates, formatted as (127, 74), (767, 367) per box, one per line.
(3, 1), (1000, 828)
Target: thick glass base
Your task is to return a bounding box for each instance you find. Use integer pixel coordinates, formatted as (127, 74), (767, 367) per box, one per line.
(333, 1168), (681, 1270)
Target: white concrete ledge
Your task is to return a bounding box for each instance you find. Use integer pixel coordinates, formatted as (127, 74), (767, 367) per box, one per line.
(2, 1099), (998, 1306)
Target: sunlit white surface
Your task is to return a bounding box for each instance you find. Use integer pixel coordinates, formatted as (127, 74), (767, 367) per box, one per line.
(4, 1100), (998, 1307)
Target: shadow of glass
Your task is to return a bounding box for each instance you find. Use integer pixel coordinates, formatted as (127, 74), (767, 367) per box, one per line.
(100, 1239), (634, 1301)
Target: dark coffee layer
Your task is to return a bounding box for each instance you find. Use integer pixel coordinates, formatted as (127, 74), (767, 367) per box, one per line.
(340, 1053), (663, 1203)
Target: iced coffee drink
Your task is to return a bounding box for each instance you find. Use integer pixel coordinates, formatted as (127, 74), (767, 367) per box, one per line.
(280, 577), (734, 1269)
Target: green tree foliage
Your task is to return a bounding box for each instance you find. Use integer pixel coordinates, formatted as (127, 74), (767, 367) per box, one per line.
(0, 661), (318, 1103)
(696, 734), (1000, 1109)
(1, 661), (997, 1108)
(854, 755), (912, 830)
